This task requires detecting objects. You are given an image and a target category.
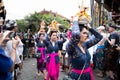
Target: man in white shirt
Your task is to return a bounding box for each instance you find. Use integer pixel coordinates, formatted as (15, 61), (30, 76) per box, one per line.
(4, 20), (23, 78)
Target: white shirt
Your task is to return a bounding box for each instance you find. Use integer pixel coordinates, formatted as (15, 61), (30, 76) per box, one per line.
(17, 38), (24, 56)
(62, 38), (69, 58)
(5, 39), (21, 64)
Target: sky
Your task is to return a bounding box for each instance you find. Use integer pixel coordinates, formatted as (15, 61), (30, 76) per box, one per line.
(3, 0), (91, 20)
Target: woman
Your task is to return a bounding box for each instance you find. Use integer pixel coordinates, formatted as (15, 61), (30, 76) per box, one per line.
(44, 30), (66, 80)
(66, 21), (103, 80)
(36, 33), (47, 80)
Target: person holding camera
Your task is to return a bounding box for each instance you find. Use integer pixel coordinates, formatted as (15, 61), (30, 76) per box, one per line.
(66, 21), (103, 80)
(0, 31), (19, 80)
(4, 20), (23, 79)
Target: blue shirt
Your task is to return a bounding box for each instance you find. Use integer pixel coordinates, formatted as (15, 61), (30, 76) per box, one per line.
(0, 46), (13, 80)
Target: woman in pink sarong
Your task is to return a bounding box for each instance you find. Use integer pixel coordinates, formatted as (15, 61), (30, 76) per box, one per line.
(44, 30), (66, 80)
(36, 33), (47, 80)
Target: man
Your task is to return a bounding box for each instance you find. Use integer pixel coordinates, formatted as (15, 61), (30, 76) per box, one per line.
(104, 25), (119, 80)
(4, 20), (23, 78)
(0, 31), (19, 80)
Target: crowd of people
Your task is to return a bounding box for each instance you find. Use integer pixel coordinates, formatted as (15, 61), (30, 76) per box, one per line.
(0, 0), (120, 79)
(0, 18), (120, 80)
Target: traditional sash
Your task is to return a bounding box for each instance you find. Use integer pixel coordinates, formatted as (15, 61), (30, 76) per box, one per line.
(72, 66), (94, 80)
(46, 53), (60, 80)
(38, 47), (45, 60)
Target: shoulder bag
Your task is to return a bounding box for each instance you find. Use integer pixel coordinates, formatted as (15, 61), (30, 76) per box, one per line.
(34, 51), (41, 58)
(63, 53), (86, 80)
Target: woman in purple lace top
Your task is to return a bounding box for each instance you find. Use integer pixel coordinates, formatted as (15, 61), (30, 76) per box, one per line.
(66, 21), (103, 80)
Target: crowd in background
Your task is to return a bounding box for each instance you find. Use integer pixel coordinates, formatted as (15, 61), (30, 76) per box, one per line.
(0, 0), (120, 80)
(0, 19), (120, 80)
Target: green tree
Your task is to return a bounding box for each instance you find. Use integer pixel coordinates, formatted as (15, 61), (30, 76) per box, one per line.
(17, 19), (29, 32)
(17, 11), (70, 33)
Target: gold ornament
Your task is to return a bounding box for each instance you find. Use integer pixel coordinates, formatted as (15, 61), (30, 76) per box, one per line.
(76, 7), (92, 23)
(49, 20), (59, 31)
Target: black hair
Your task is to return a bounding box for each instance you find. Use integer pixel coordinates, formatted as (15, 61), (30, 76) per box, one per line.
(110, 25), (117, 29)
(5, 26), (15, 30)
(39, 32), (45, 37)
(49, 30), (57, 37)
(78, 23), (87, 31)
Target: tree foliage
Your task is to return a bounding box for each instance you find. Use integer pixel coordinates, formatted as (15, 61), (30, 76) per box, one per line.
(17, 11), (70, 33)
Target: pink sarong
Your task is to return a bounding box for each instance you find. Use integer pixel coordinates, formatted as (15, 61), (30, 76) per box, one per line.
(37, 47), (45, 63)
(72, 67), (94, 80)
(46, 53), (60, 80)
(67, 31), (72, 39)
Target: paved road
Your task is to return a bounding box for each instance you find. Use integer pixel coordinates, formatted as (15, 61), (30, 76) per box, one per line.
(17, 58), (105, 80)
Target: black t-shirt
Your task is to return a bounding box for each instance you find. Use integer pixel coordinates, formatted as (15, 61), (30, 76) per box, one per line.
(105, 32), (119, 48)
(21, 38), (29, 47)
